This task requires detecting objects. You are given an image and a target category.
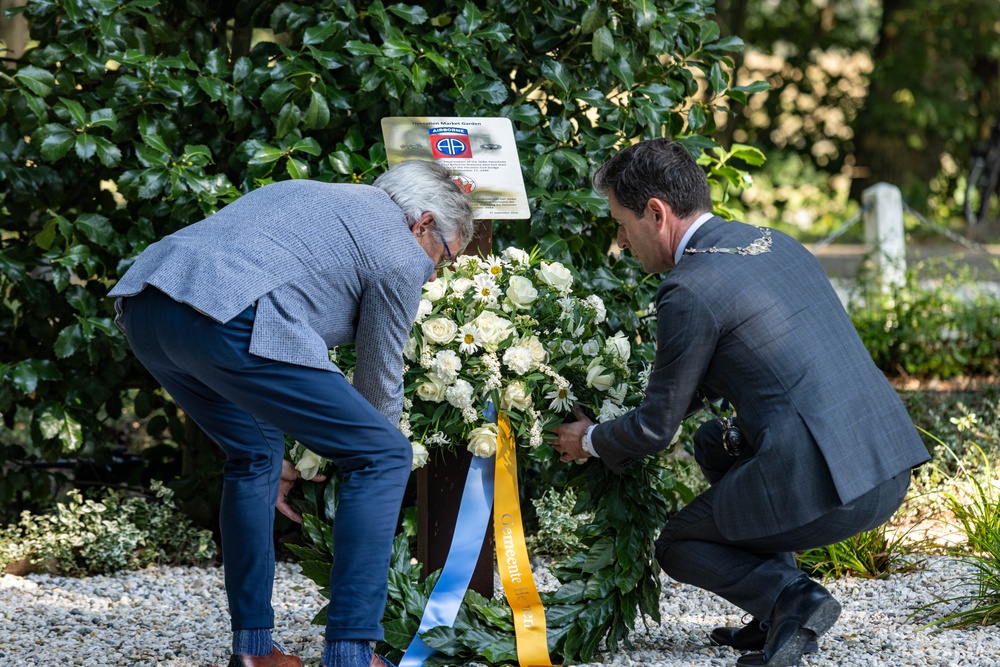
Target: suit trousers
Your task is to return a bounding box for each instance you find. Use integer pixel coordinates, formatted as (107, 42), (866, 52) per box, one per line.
(656, 419), (909, 621)
(120, 287), (411, 640)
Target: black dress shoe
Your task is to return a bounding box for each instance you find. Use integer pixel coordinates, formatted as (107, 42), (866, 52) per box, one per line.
(735, 577), (840, 667)
(710, 618), (818, 654)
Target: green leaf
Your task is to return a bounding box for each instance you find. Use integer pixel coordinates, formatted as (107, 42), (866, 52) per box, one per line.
(250, 146), (286, 165)
(687, 104), (707, 131)
(291, 137), (322, 156)
(285, 156), (309, 179)
(382, 38), (415, 58)
(699, 20), (721, 45)
(705, 35), (745, 52)
(582, 536), (615, 573)
(729, 144), (766, 166)
(261, 81), (298, 114)
(75, 132), (97, 160)
(58, 97), (88, 128)
(345, 40), (382, 57)
(541, 59), (571, 95)
(457, 2), (484, 32)
(93, 136), (122, 167)
(88, 108), (118, 130)
(55, 324), (83, 359)
(328, 150), (352, 174)
(581, 3), (606, 34)
(609, 55), (635, 88)
(534, 153), (555, 189)
(303, 22), (340, 46)
(304, 89), (330, 130)
(39, 124), (76, 161)
(387, 3), (429, 25)
(15, 65), (56, 96)
(37, 405), (84, 451)
(592, 26), (615, 63)
(75, 213), (113, 245)
(709, 61), (727, 94)
(630, 0), (658, 31)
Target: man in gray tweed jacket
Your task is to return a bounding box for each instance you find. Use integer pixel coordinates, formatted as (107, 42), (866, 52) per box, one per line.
(551, 140), (928, 667)
(110, 160), (473, 667)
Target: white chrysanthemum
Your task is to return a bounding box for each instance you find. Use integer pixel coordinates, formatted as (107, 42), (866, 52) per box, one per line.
(546, 384), (577, 412)
(502, 345), (533, 375)
(502, 246), (531, 266)
(584, 295), (607, 324)
(445, 379), (474, 409)
(472, 273), (500, 305)
(597, 399), (628, 423)
(431, 349), (462, 383)
(457, 322), (482, 355)
(581, 340), (600, 357)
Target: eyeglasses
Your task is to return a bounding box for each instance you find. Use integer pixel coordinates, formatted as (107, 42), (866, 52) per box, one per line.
(435, 233), (454, 270)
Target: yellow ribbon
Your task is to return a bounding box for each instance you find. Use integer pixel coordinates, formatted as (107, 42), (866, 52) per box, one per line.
(494, 413), (558, 667)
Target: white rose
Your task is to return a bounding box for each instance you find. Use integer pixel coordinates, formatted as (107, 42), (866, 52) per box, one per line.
(605, 331), (631, 362)
(450, 277), (474, 297)
(414, 299), (433, 323)
(423, 279), (448, 302)
(467, 423), (498, 458)
(505, 275), (538, 309)
(581, 340), (600, 357)
(520, 335), (547, 367)
(502, 246), (531, 266)
(410, 441), (429, 470)
(536, 261), (573, 292)
(585, 358), (615, 392)
(403, 336), (420, 362)
(421, 316), (458, 344)
(295, 449), (323, 481)
(500, 381), (533, 411)
(416, 376), (448, 403)
(473, 310), (514, 351)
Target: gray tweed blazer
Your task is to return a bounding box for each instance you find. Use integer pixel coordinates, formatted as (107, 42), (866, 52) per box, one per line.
(109, 180), (432, 426)
(593, 217), (929, 540)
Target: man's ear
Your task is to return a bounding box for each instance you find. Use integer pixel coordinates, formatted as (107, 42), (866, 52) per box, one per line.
(646, 197), (673, 229)
(410, 211), (436, 237)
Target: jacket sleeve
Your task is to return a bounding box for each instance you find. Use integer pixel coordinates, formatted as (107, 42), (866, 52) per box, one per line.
(350, 265), (423, 427)
(592, 280), (719, 472)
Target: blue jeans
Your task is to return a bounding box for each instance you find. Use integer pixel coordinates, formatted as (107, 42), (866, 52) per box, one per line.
(120, 287), (411, 640)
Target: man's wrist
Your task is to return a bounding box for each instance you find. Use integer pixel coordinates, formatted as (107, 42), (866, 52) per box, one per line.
(581, 424), (600, 458)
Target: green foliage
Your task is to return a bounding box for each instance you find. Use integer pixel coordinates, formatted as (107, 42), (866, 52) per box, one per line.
(848, 265), (1000, 379)
(795, 523), (923, 581)
(0, 480), (216, 576)
(0, 0), (761, 516)
(528, 487), (591, 559)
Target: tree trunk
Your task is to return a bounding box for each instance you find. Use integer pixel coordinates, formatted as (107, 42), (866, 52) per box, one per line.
(0, 0), (28, 68)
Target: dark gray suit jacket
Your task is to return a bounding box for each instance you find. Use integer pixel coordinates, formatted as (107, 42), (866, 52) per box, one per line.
(593, 218), (929, 540)
(109, 180), (432, 426)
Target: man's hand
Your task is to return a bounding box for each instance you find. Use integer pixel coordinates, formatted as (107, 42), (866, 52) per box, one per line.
(276, 458), (327, 524)
(549, 405), (596, 463)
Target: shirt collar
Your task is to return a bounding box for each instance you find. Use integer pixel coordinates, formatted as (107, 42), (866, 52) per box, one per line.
(674, 211), (715, 265)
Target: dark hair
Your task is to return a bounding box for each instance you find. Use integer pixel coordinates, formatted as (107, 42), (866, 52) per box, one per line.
(592, 138), (713, 219)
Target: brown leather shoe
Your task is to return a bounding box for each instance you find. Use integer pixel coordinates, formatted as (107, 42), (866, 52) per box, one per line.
(227, 643), (303, 667)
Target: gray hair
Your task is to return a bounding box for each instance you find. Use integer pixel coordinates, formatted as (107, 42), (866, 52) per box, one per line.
(373, 160), (475, 252)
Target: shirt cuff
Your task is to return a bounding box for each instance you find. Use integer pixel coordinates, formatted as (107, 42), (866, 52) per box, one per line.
(581, 424), (600, 458)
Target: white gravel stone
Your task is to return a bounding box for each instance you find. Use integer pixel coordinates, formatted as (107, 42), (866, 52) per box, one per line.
(1, 557), (999, 666)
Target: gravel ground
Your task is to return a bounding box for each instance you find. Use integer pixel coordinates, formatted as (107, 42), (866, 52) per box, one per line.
(2, 556), (999, 667)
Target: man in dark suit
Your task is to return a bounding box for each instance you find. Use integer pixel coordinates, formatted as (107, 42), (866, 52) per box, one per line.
(551, 139), (928, 667)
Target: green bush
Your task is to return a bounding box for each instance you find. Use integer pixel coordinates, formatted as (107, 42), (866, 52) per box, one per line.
(0, 480), (216, 576)
(0, 0), (762, 518)
(849, 267), (1000, 379)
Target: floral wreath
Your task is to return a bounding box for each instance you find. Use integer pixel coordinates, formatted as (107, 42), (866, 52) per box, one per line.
(289, 247), (672, 665)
